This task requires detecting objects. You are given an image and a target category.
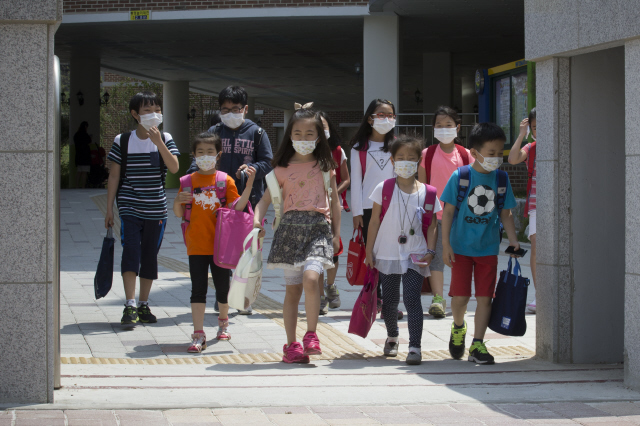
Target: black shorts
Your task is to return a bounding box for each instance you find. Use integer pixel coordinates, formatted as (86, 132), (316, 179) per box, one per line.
(120, 215), (166, 280)
(189, 255), (230, 304)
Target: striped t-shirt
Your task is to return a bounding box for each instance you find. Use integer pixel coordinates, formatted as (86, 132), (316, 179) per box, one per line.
(107, 131), (180, 220)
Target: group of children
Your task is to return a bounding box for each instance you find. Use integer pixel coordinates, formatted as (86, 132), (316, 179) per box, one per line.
(104, 86), (537, 366)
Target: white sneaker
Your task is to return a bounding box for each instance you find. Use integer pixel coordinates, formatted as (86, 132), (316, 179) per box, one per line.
(527, 299), (536, 314)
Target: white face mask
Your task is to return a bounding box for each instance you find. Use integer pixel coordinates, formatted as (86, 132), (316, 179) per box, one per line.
(324, 130), (331, 140)
(139, 113), (163, 131)
(434, 127), (457, 144)
(476, 152), (503, 172)
(372, 117), (396, 135)
(195, 155), (217, 171)
(394, 161), (418, 179)
(291, 138), (318, 155)
(221, 112), (245, 129)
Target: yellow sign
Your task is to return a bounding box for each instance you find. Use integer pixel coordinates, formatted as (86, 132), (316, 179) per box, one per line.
(130, 10), (150, 21)
(488, 59), (527, 75)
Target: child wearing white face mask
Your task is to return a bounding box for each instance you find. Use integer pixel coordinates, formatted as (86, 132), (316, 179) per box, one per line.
(440, 123), (519, 366)
(364, 135), (440, 365)
(253, 107), (341, 364)
(173, 132), (256, 353)
(105, 91), (180, 326)
(418, 106), (475, 319)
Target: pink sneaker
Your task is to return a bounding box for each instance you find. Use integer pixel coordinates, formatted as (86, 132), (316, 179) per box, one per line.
(282, 342), (309, 364)
(302, 331), (322, 355)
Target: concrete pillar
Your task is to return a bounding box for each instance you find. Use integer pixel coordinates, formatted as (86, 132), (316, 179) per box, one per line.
(0, 0), (62, 403)
(625, 38), (640, 389)
(69, 54), (100, 188)
(363, 15), (399, 111)
(422, 52), (452, 113)
(246, 96), (256, 122)
(162, 81), (190, 188)
(461, 75), (476, 126)
(535, 57), (572, 364)
(536, 50), (625, 365)
(570, 48), (624, 363)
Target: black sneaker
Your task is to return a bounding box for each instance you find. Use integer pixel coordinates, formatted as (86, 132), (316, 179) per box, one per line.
(448, 321), (467, 360)
(468, 341), (495, 365)
(121, 305), (139, 324)
(137, 304), (157, 323)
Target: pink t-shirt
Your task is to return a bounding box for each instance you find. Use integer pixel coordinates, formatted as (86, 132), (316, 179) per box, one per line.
(274, 161), (335, 222)
(423, 145), (474, 220)
(522, 143), (536, 212)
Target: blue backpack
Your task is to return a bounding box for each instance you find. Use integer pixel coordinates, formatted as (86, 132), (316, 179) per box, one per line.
(453, 165), (508, 241)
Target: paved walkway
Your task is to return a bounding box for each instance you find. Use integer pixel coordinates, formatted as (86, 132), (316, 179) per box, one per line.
(3, 189), (636, 419)
(5, 401), (640, 425)
(60, 188), (536, 363)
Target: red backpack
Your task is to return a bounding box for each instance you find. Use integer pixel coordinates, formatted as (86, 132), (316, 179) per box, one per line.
(379, 179), (438, 294)
(525, 142), (536, 218)
(422, 144), (470, 185)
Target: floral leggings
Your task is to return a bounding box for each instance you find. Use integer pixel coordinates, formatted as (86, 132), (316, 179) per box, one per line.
(379, 268), (424, 348)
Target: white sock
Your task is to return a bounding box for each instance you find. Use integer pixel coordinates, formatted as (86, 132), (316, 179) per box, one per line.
(387, 336), (399, 343)
(137, 300), (148, 308)
(409, 346), (421, 354)
(126, 299), (136, 307)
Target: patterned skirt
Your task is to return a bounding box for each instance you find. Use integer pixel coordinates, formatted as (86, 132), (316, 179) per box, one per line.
(267, 210), (334, 271)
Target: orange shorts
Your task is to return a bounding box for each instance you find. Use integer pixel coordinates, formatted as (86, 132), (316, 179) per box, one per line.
(448, 254), (498, 298)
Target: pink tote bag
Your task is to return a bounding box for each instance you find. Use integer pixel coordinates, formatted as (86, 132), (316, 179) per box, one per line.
(348, 267), (379, 338)
(214, 201), (255, 270)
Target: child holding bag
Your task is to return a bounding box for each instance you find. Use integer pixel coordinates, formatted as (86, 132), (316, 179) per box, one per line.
(365, 135), (440, 365)
(254, 107), (341, 364)
(173, 132), (256, 353)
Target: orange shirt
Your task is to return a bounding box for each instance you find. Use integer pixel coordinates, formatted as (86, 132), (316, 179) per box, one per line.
(179, 171), (240, 256)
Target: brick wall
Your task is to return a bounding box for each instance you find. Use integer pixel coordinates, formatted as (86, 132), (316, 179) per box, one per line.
(64, 0), (368, 13)
(500, 162), (528, 193)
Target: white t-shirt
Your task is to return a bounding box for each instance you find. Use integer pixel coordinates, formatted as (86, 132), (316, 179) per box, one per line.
(369, 182), (442, 276)
(350, 141), (394, 216)
(339, 147), (347, 164)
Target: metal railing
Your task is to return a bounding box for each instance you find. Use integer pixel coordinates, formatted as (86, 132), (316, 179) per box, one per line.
(394, 113), (479, 147)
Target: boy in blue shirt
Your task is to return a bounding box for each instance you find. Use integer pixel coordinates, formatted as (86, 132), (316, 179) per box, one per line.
(440, 123), (520, 364)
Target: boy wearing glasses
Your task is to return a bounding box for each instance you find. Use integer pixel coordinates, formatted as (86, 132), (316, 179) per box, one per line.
(187, 85), (273, 314)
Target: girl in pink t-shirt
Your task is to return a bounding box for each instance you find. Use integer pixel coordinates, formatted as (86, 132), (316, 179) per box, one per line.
(417, 106), (474, 319)
(254, 106), (341, 364)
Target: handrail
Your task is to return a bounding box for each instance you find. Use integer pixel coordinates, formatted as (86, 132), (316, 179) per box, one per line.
(394, 112), (479, 147)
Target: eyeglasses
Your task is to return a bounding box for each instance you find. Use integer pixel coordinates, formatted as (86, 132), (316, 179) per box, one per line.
(220, 107), (244, 114)
(371, 113), (396, 120)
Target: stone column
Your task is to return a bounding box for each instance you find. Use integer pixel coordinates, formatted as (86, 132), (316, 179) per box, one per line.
(363, 15), (399, 111)
(625, 38), (640, 389)
(422, 52), (452, 113)
(69, 54), (101, 188)
(246, 96), (256, 122)
(0, 0), (62, 403)
(535, 57), (572, 363)
(162, 81), (190, 188)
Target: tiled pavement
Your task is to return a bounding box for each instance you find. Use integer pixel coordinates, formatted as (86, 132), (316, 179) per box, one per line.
(60, 188), (536, 362)
(5, 402), (640, 425)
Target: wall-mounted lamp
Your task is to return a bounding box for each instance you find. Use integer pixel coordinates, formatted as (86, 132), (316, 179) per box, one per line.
(187, 108), (197, 121)
(77, 91), (84, 106)
(99, 91), (110, 107)
(355, 62), (362, 79)
(414, 89), (423, 105)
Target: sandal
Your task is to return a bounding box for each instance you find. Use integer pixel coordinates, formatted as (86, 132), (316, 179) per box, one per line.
(188, 331), (207, 353)
(217, 318), (231, 340)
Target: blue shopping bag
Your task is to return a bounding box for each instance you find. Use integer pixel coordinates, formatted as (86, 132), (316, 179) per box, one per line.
(489, 258), (530, 336)
(94, 227), (115, 300)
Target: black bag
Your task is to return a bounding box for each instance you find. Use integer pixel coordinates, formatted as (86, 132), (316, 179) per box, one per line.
(489, 258), (530, 336)
(94, 227), (115, 300)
